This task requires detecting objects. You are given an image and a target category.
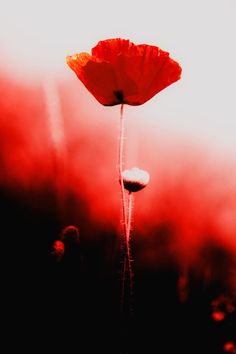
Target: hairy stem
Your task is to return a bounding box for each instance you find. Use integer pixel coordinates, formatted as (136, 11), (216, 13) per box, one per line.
(126, 191), (133, 299)
(118, 104), (132, 312)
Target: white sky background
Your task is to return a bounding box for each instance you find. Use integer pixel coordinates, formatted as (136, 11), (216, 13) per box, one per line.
(0, 0), (236, 159)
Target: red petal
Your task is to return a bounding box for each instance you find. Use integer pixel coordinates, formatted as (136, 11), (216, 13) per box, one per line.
(92, 38), (134, 64)
(66, 52), (91, 75)
(67, 53), (121, 105)
(116, 44), (182, 105)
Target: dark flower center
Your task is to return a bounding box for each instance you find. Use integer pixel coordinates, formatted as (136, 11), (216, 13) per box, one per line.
(114, 90), (124, 103)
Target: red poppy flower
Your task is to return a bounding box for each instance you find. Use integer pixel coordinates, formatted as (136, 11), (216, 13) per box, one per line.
(66, 38), (182, 106)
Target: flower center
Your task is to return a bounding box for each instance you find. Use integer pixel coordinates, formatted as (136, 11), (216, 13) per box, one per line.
(114, 90), (124, 103)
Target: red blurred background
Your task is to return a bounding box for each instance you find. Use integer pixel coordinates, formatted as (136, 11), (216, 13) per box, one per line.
(1, 1), (236, 350)
(1, 69), (236, 353)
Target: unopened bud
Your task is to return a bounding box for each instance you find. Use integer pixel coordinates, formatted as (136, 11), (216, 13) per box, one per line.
(121, 167), (150, 192)
(52, 240), (65, 260)
(60, 225), (80, 243)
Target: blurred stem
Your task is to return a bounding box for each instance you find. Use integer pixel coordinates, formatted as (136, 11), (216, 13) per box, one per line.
(43, 78), (67, 218)
(178, 261), (189, 303)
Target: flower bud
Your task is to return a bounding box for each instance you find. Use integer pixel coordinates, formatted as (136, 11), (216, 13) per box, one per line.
(60, 225), (80, 244)
(121, 167), (150, 192)
(52, 240), (65, 260)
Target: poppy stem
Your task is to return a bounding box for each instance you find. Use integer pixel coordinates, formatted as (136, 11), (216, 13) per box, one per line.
(118, 105), (127, 230)
(178, 261), (189, 303)
(118, 104), (131, 313)
(126, 191), (133, 302)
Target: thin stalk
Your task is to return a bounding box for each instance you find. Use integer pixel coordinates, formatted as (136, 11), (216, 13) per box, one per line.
(118, 104), (127, 235)
(118, 104), (132, 312)
(126, 191), (133, 299)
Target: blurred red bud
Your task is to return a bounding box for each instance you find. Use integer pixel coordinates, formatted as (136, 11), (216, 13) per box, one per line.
(224, 341), (236, 353)
(52, 240), (65, 260)
(211, 310), (225, 322)
(60, 225), (80, 243)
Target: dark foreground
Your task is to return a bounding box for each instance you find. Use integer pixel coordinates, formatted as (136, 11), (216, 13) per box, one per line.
(2, 187), (236, 354)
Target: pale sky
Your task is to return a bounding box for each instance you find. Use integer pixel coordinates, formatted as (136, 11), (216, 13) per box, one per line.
(0, 0), (235, 158)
